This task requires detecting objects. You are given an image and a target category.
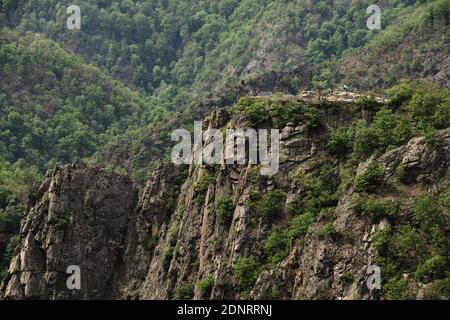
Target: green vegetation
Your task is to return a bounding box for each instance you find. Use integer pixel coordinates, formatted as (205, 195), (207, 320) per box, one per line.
(259, 164), (341, 266)
(233, 256), (260, 292)
(162, 247), (174, 272)
(291, 164), (339, 216)
(0, 32), (151, 169)
(0, 158), (40, 278)
(354, 162), (385, 193)
(264, 225), (289, 265)
(0, 204), (23, 235)
(440, 190), (450, 210)
(372, 226), (393, 256)
(0, 234), (19, 280)
(236, 98), (322, 128)
(3, 1), (444, 190)
(327, 126), (353, 159)
(168, 224), (180, 247)
(383, 278), (415, 300)
(396, 164), (409, 184)
(286, 213), (315, 239)
(174, 283), (194, 300)
(256, 190), (285, 217)
(236, 98), (269, 126)
(194, 172), (215, 201)
(315, 222), (336, 240)
(215, 196), (235, 222)
(341, 271), (354, 283)
(411, 193), (443, 228)
(141, 234), (159, 251)
(372, 192), (450, 300)
(353, 196), (401, 222)
(2, 0), (447, 99)
(329, 82), (449, 161)
(54, 217), (69, 231)
(197, 275), (214, 298)
(422, 277), (450, 300)
(285, 195), (303, 215)
(414, 255), (447, 282)
(247, 165), (263, 185)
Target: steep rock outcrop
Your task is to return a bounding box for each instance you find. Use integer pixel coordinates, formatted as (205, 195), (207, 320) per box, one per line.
(1, 103), (449, 300)
(1, 165), (139, 299)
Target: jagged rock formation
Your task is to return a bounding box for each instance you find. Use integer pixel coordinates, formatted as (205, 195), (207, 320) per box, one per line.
(1, 101), (449, 300)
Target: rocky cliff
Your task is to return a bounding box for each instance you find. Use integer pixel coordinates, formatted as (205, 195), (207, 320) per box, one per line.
(1, 98), (449, 300)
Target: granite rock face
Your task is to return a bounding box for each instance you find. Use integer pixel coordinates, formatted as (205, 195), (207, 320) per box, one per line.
(1, 106), (449, 300)
(1, 165), (139, 299)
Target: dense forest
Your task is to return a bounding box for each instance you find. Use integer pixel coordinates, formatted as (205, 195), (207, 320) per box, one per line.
(2, 0), (449, 95)
(0, 0), (449, 295)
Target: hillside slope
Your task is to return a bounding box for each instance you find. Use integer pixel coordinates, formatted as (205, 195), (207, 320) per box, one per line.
(2, 0), (449, 97)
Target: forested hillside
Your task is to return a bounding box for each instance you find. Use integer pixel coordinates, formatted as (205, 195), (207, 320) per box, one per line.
(0, 32), (154, 168)
(2, 0), (449, 97)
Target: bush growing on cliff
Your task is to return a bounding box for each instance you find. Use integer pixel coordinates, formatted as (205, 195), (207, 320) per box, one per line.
(233, 256), (260, 291)
(371, 108), (412, 150)
(141, 234), (159, 251)
(327, 126), (353, 159)
(286, 212), (315, 239)
(237, 98), (323, 128)
(194, 172), (215, 201)
(440, 190), (450, 210)
(326, 83), (450, 161)
(247, 165), (263, 185)
(383, 278), (415, 300)
(264, 225), (289, 264)
(396, 164), (409, 184)
(294, 164), (339, 215)
(411, 193), (442, 228)
(356, 96), (381, 111)
(54, 217), (69, 231)
(414, 255), (447, 282)
(315, 222), (336, 239)
(328, 112), (412, 161)
(162, 247), (174, 272)
(387, 81), (416, 109)
(432, 102), (450, 129)
(353, 196), (401, 222)
(423, 276), (450, 300)
(215, 196), (235, 222)
(285, 195), (303, 215)
(174, 283), (194, 300)
(354, 162), (385, 193)
(236, 98), (269, 126)
(168, 224), (180, 246)
(267, 101), (322, 129)
(370, 191), (450, 299)
(197, 275), (214, 298)
(372, 226), (393, 256)
(256, 190), (285, 217)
